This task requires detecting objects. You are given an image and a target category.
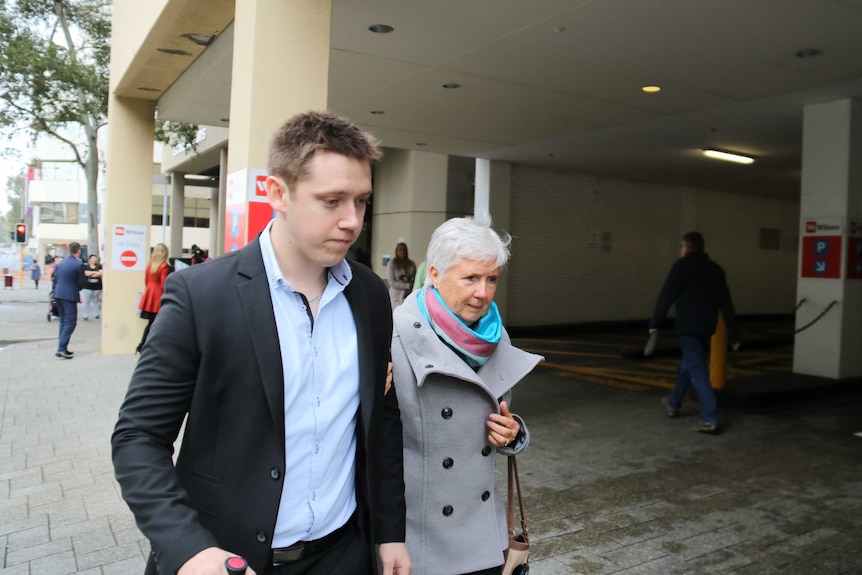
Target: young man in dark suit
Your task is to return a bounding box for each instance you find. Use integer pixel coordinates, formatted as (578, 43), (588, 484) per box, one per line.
(52, 242), (85, 359)
(112, 112), (411, 575)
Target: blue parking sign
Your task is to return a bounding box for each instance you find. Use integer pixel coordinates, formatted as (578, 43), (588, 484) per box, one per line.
(814, 240), (829, 255)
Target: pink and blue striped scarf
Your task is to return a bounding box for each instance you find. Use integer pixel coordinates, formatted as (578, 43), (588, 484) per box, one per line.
(418, 286), (502, 368)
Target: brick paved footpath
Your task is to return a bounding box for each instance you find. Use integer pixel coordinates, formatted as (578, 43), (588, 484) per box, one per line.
(2, 285), (862, 574)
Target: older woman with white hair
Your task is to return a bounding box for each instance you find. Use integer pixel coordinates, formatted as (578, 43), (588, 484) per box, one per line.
(391, 215), (543, 575)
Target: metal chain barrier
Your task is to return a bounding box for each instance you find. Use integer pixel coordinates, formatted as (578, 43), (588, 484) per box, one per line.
(794, 300), (839, 334)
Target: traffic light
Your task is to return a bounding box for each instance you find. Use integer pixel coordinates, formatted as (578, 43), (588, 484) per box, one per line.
(14, 223), (27, 243)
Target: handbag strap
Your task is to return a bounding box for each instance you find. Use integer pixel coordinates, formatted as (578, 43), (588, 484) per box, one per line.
(507, 456), (528, 535)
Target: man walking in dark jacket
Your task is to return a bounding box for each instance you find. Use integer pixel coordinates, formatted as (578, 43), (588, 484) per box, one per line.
(649, 231), (740, 433)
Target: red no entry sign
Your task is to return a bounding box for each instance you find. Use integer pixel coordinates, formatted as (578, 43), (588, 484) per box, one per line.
(120, 250), (138, 268)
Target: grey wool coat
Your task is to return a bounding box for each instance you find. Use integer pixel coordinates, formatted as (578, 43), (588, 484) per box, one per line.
(392, 290), (543, 575)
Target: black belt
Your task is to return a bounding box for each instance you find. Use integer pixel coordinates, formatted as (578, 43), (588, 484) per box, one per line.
(271, 515), (355, 565)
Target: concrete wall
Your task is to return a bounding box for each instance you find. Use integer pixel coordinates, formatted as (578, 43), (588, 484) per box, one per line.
(505, 166), (799, 327)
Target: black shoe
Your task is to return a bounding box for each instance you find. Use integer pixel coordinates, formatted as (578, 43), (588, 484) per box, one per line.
(661, 397), (679, 418)
(55, 351), (73, 359)
(693, 421), (717, 434)
(66, 350), (74, 355)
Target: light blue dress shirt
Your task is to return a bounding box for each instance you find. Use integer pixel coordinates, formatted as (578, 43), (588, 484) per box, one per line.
(259, 220), (360, 547)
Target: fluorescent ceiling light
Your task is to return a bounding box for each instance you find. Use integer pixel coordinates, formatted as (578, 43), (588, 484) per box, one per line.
(702, 149), (754, 164)
(185, 174), (212, 180)
(642, 85), (661, 93)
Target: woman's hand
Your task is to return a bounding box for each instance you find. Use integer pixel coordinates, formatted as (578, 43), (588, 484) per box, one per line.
(487, 401), (520, 448)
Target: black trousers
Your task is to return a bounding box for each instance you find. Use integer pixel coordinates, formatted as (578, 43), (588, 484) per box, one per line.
(266, 525), (371, 575)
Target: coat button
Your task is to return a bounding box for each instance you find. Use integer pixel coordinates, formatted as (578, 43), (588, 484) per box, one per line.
(256, 531), (267, 543)
(482, 446), (492, 456)
(442, 457), (453, 469)
(482, 490), (491, 501)
(270, 468), (280, 480)
(413, 322), (422, 328)
(441, 407), (453, 419)
(442, 505), (453, 516)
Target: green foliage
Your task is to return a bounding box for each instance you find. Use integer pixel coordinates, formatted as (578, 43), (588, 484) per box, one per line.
(0, 0), (110, 139)
(154, 120), (202, 154)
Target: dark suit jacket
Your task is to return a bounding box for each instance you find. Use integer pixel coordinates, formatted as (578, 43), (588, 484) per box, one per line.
(52, 255), (84, 302)
(111, 237), (406, 575)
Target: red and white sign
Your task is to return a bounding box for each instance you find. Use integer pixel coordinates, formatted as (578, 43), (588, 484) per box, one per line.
(254, 174), (267, 197)
(110, 224), (147, 271)
(800, 217), (843, 279)
(119, 250), (137, 267)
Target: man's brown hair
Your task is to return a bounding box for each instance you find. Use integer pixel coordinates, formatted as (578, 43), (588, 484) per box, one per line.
(268, 111), (383, 190)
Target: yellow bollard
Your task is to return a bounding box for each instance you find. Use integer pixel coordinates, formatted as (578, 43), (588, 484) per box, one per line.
(710, 311), (728, 390)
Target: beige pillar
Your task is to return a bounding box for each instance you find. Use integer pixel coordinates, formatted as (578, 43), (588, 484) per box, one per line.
(169, 171), (185, 257)
(224, 0), (331, 252)
(102, 96), (156, 354)
(371, 149), (449, 280)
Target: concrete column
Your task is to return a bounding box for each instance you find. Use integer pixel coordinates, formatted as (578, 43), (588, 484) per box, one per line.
(371, 149), (448, 279)
(102, 96), (156, 355)
(215, 147), (227, 257)
(169, 171), (185, 257)
(224, 0), (330, 252)
(794, 98), (862, 379)
(209, 186), (220, 257)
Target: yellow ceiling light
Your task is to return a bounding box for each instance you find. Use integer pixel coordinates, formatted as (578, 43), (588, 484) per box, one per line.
(702, 149), (755, 164)
(641, 85), (661, 93)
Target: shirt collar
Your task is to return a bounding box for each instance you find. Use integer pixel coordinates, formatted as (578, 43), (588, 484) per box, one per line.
(258, 219), (353, 291)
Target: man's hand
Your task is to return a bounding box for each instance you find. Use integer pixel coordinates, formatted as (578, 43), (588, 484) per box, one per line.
(731, 342), (741, 351)
(177, 547), (256, 575)
(379, 542), (412, 575)
(385, 361), (393, 396)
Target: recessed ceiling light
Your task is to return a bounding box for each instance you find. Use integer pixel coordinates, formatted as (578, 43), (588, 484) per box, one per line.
(182, 33), (216, 46)
(370, 110), (385, 115)
(795, 48), (822, 59)
(642, 85), (661, 93)
(368, 24), (394, 33)
(220, 118), (229, 123)
(137, 87), (161, 92)
(416, 142), (428, 146)
(442, 83), (461, 90)
(702, 149), (754, 164)
(157, 48), (192, 56)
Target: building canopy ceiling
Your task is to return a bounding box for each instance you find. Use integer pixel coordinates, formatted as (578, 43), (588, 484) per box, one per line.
(128, 0), (862, 200)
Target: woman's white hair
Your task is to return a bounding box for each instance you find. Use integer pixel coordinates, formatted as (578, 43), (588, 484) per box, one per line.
(425, 214), (511, 286)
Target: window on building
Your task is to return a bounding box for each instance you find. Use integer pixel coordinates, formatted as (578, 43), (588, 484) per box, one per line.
(152, 196), (210, 228)
(38, 161), (83, 181)
(39, 202), (80, 224)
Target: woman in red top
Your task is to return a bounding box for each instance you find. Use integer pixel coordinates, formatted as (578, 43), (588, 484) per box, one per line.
(136, 243), (170, 353)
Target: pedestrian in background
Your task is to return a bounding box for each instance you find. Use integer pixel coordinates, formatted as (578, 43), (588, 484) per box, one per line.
(30, 261), (41, 289)
(391, 215), (542, 575)
(136, 243), (170, 354)
(387, 242), (416, 309)
(649, 231), (741, 434)
(112, 111), (410, 575)
(82, 254), (103, 320)
(53, 243), (85, 359)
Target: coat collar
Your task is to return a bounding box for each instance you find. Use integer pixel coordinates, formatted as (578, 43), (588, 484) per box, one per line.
(394, 292), (542, 400)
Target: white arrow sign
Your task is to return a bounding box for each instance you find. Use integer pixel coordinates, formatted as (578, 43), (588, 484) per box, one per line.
(814, 260), (827, 274)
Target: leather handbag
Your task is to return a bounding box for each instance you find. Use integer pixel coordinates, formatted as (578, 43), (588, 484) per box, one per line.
(502, 456), (530, 575)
